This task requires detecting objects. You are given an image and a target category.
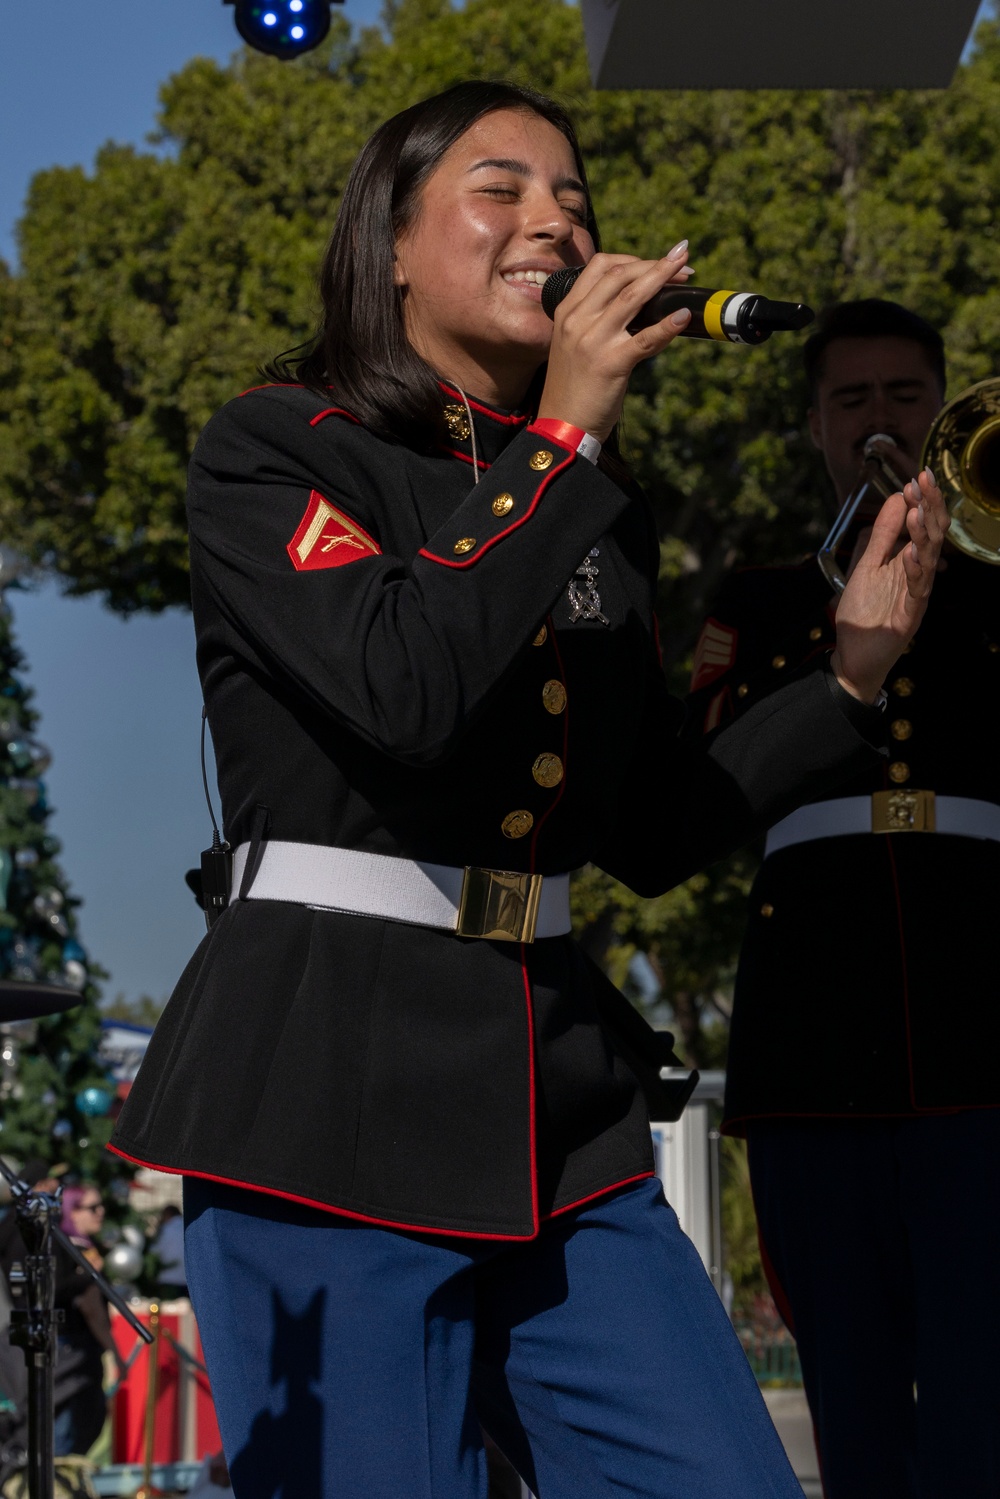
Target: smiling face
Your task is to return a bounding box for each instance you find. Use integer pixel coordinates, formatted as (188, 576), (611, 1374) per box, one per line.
(808, 335), (944, 505)
(393, 108), (594, 407)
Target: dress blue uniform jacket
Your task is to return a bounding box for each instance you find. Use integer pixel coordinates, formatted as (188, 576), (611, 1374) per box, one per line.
(111, 383), (886, 1237)
(687, 554), (1000, 1130)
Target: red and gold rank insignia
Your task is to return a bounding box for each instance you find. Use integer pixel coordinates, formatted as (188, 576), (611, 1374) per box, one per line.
(703, 687), (731, 733)
(690, 617), (737, 691)
(287, 491), (381, 572)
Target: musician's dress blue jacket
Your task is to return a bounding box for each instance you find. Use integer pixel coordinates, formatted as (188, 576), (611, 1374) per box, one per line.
(687, 554), (1000, 1499)
(109, 383), (885, 1240)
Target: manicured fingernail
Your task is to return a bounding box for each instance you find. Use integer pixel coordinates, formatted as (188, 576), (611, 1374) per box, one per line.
(678, 265), (696, 276)
(924, 465), (936, 486)
(912, 477), (921, 491)
(669, 308), (692, 327)
(918, 502), (926, 528)
(667, 239), (689, 260)
(911, 541), (919, 560)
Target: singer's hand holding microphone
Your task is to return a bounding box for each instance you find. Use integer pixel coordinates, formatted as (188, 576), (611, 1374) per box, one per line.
(535, 244), (948, 703)
(537, 241), (697, 443)
(536, 241), (813, 442)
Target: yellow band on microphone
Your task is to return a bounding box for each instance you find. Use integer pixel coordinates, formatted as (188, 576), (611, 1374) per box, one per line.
(703, 290), (735, 341)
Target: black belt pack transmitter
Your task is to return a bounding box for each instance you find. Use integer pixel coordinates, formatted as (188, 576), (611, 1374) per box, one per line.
(198, 706), (232, 929)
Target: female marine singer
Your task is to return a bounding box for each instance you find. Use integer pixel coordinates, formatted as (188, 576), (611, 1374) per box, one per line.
(111, 80), (947, 1499)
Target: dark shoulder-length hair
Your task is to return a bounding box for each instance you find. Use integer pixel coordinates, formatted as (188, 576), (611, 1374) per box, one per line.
(266, 80), (602, 450)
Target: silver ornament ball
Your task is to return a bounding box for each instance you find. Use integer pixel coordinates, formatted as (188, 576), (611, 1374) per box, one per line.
(105, 1241), (144, 1283)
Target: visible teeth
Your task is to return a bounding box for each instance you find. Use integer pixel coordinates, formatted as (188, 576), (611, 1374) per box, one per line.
(503, 269), (551, 285)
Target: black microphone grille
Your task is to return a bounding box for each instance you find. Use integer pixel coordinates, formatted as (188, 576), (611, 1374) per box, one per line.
(541, 266), (583, 320)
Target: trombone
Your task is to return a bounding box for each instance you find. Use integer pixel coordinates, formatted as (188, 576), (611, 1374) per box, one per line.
(817, 377), (1000, 592)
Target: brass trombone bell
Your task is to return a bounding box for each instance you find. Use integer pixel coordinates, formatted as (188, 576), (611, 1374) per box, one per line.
(922, 377), (1000, 561)
(817, 379), (1000, 593)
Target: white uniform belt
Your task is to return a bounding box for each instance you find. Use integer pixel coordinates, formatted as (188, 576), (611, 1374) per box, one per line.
(230, 840), (571, 944)
(765, 792), (1000, 859)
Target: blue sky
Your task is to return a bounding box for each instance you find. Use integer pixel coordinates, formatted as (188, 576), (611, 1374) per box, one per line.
(0, 0), (381, 1005)
(0, 0), (992, 1006)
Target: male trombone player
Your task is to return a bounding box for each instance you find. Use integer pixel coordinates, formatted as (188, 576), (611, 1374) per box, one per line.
(688, 299), (1000, 1499)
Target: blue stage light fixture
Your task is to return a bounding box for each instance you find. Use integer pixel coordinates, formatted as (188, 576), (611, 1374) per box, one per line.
(224, 0), (338, 59)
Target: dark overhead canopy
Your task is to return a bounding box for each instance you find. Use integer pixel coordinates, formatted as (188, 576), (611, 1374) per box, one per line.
(580, 0), (981, 89)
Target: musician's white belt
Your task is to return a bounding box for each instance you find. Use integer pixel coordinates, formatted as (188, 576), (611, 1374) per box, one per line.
(231, 840), (571, 944)
(765, 793), (1000, 859)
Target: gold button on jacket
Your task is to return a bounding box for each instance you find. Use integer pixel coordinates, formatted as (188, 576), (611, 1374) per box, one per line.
(891, 719), (913, 741)
(453, 537), (476, 555)
(889, 761), (911, 784)
(542, 680), (568, 715)
(892, 677), (915, 697)
(532, 625), (548, 647)
(529, 450), (554, 471)
(532, 753), (564, 788)
(501, 809), (534, 839)
(492, 493), (515, 517)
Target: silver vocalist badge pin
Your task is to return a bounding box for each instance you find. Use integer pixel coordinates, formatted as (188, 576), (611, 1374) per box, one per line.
(567, 547), (609, 625)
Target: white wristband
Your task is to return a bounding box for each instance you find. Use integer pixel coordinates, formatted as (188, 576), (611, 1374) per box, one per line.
(576, 432), (602, 465)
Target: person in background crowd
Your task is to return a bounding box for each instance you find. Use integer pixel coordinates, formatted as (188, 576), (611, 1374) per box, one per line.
(687, 299), (1000, 1499)
(53, 1185), (124, 1457)
(151, 1203), (187, 1299)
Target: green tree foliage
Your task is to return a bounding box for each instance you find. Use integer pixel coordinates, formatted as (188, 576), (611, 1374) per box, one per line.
(0, 590), (120, 1183)
(99, 993), (165, 1027)
(2, 0), (999, 1063)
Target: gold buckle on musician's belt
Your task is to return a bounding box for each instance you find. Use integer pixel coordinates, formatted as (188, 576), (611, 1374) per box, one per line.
(871, 789), (936, 833)
(456, 867), (543, 943)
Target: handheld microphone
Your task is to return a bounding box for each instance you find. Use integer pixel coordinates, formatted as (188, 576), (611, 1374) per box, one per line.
(541, 268), (814, 345)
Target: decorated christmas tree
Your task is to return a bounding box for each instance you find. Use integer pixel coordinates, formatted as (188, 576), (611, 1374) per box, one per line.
(0, 554), (119, 1185)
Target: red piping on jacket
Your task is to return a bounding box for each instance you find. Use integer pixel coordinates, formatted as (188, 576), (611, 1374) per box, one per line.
(545, 1171), (655, 1220)
(518, 947), (540, 1236)
(528, 617), (569, 868)
(309, 407), (360, 427)
(106, 1144), (540, 1243)
(420, 447), (574, 569)
(107, 1142), (654, 1240)
(438, 382), (529, 426)
(445, 447), (489, 471)
(519, 612), (569, 1235)
(237, 382), (305, 397)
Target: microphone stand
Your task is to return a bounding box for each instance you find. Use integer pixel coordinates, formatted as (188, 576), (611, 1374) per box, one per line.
(0, 1156), (153, 1499)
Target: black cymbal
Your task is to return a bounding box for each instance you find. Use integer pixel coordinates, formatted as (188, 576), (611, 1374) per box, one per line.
(0, 980), (83, 1023)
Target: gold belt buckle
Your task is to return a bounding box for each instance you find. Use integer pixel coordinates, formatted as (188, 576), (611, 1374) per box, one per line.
(456, 867), (543, 943)
(871, 788), (936, 833)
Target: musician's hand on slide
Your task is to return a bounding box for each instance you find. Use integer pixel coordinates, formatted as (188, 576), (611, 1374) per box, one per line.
(830, 468), (949, 703)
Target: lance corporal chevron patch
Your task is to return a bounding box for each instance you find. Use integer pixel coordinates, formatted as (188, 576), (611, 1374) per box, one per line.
(690, 617), (737, 691)
(287, 491), (381, 571)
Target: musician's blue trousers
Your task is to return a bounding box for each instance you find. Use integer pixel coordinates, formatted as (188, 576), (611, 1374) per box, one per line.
(748, 1112), (1000, 1499)
(183, 1175), (803, 1499)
